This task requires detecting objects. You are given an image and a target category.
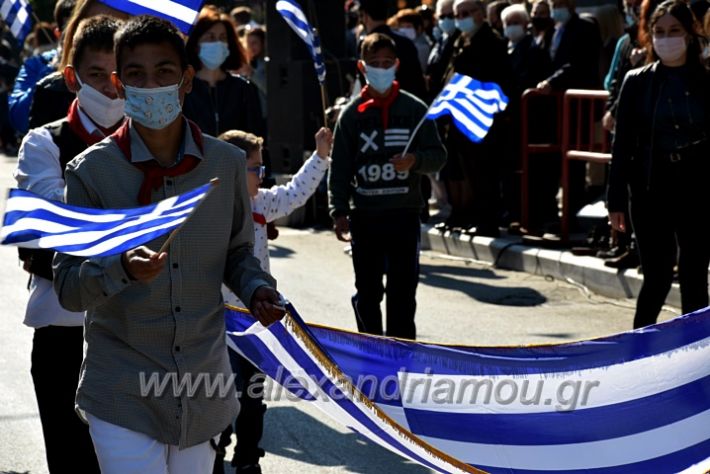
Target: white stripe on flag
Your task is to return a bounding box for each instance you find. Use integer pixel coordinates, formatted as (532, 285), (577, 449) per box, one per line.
(420, 408), (710, 470)
(120, 0), (200, 24)
(3, 196), (126, 222)
(399, 335), (710, 414)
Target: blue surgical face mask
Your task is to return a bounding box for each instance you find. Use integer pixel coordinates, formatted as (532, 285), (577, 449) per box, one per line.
(364, 64), (396, 93)
(124, 79), (183, 130)
(455, 17), (478, 35)
(199, 41), (230, 70)
(439, 17), (457, 35)
(551, 7), (571, 24)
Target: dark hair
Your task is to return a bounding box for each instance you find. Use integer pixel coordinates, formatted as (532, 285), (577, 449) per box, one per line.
(646, 0), (702, 64)
(60, 0), (121, 69)
(394, 8), (424, 30)
(186, 5), (247, 71)
(360, 32), (397, 59)
(230, 6), (253, 26)
(218, 129), (263, 155)
(54, 0), (77, 31)
(114, 15), (189, 75)
(69, 15), (121, 68)
(32, 22), (56, 47)
(359, 0), (389, 21)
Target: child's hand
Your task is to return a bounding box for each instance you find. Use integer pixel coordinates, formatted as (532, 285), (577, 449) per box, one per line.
(389, 153), (416, 172)
(315, 127), (333, 159)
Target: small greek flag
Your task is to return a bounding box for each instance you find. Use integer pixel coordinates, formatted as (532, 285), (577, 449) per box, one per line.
(428, 73), (508, 143)
(276, 0), (326, 84)
(0, 0), (32, 43)
(0, 182), (213, 257)
(98, 0), (204, 34)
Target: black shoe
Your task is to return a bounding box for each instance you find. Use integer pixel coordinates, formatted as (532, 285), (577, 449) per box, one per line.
(596, 246), (625, 260)
(604, 250), (640, 269)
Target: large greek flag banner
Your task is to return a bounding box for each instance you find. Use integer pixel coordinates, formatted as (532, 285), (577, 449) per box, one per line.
(99, 0), (204, 34)
(226, 304), (710, 473)
(428, 73), (508, 143)
(0, 182), (213, 257)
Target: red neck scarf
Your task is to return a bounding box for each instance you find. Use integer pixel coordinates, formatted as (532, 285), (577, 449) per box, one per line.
(252, 212), (267, 226)
(111, 117), (204, 205)
(67, 99), (123, 146)
(357, 81), (400, 130)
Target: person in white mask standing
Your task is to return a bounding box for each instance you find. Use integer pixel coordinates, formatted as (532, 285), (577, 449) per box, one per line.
(608, 0), (710, 329)
(182, 5), (263, 138)
(13, 15), (126, 474)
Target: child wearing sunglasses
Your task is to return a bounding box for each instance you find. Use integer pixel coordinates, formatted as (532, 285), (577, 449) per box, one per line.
(216, 126), (332, 473)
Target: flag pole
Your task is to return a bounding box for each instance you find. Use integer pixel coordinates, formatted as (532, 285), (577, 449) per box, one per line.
(401, 74), (455, 156)
(320, 83), (328, 127)
(29, 11), (56, 47)
(158, 178), (220, 254)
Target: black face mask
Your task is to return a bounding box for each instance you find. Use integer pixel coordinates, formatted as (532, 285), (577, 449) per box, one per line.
(531, 16), (554, 31)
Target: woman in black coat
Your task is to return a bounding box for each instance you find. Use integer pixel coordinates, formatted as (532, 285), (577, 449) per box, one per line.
(607, 0), (710, 328)
(183, 5), (263, 137)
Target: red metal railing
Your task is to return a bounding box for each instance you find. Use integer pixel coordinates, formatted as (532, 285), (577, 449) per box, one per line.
(560, 89), (611, 242)
(519, 89), (563, 230)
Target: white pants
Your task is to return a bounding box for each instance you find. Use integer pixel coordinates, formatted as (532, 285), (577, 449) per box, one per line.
(86, 413), (216, 474)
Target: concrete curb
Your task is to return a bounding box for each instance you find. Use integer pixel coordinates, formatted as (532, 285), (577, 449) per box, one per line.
(420, 224), (682, 307)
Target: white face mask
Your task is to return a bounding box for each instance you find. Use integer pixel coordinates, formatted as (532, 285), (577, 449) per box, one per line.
(653, 36), (687, 63)
(504, 24), (526, 43)
(397, 27), (417, 41)
(364, 64), (397, 93)
(75, 73), (125, 129)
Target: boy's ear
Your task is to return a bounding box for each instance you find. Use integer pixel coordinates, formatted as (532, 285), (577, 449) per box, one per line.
(63, 66), (79, 93)
(357, 60), (367, 74)
(182, 65), (195, 95)
(111, 72), (125, 99)
(394, 58), (401, 72)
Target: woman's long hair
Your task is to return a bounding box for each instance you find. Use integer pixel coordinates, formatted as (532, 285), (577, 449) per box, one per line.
(185, 5), (247, 72)
(644, 0), (703, 65)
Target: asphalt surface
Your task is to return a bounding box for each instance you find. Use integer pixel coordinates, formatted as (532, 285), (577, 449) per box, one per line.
(0, 152), (677, 473)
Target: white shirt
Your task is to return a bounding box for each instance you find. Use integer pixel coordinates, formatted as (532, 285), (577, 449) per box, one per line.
(222, 152), (330, 308)
(13, 108), (102, 328)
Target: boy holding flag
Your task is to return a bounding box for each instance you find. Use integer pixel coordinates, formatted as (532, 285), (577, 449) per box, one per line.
(328, 33), (446, 340)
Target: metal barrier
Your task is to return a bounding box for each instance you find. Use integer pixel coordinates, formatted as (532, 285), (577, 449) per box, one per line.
(519, 89), (563, 230)
(560, 89), (611, 242)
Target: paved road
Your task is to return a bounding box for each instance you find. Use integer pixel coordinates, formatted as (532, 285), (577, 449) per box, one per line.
(0, 153), (676, 473)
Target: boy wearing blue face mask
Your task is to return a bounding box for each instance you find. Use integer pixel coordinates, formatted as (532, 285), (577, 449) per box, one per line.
(53, 15), (282, 473)
(328, 33), (446, 340)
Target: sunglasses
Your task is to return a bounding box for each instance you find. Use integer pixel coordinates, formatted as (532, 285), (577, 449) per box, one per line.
(439, 13), (454, 19)
(247, 165), (266, 179)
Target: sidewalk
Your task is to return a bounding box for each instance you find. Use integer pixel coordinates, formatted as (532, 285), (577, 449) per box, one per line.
(420, 224), (684, 308)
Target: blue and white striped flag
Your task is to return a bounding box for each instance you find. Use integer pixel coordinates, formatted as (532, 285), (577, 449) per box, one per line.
(0, 0), (32, 43)
(98, 0), (204, 34)
(226, 303), (710, 473)
(0, 182), (214, 257)
(275, 0), (326, 84)
(428, 73), (508, 143)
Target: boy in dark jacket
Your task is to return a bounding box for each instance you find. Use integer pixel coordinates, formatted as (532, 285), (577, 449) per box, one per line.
(328, 33), (446, 340)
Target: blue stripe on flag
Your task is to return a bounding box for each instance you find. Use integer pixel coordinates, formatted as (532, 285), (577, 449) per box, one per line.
(275, 0), (326, 84)
(403, 375), (710, 445)
(308, 309), (710, 375)
(473, 438), (710, 474)
(427, 73), (508, 143)
(98, 0), (203, 34)
(1, 0), (32, 43)
(1, 182), (213, 257)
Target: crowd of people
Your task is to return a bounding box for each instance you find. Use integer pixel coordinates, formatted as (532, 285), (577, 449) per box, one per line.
(2, 0), (709, 473)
